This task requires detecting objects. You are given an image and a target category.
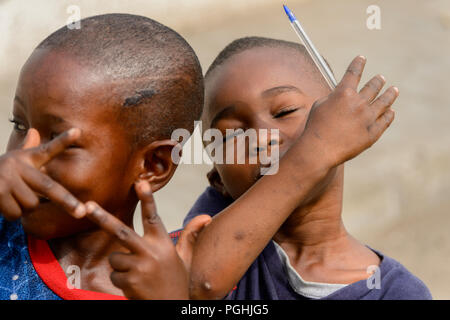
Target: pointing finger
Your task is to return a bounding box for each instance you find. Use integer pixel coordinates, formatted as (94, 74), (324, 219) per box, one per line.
(85, 201), (146, 253)
(20, 165), (85, 218)
(11, 178), (39, 211)
(29, 128), (81, 167)
(136, 180), (170, 241)
(22, 128), (41, 150)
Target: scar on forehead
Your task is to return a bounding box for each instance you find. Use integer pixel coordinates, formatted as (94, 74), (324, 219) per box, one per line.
(123, 89), (157, 107)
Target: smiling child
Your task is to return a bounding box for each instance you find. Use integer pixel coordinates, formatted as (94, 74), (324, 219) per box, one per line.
(184, 37), (432, 300)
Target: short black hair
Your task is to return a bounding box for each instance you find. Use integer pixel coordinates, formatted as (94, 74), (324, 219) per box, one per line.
(205, 36), (332, 89)
(37, 13), (204, 147)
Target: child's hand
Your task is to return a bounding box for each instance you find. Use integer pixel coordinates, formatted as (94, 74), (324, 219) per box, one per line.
(303, 56), (399, 167)
(0, 128), (86, 221)
(85, 180), (211, 300)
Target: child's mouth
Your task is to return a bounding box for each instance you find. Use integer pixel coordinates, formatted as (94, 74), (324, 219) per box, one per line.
(257, 159), (280, 178)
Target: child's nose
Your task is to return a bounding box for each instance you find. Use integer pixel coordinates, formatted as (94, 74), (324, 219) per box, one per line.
(251, 118), (286, 147)
(250, 129), (283, 155)
(268, 138), (279, 147)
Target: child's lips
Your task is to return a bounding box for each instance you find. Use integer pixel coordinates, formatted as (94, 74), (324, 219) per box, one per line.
(258, 159), (280, 176)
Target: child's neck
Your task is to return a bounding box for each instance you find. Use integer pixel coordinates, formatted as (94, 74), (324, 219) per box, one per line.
(48, 209), (135, 296)
(273, 167), (380, 284)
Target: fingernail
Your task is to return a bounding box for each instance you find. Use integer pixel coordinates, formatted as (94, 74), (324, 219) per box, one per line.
(379, 74), (385, 82)
(138, 180), (151, 193)
(68, 128), (76, 136)
(68, 128), (80, 138)
(358, 55), (366, 61)
(85, 202), (96, 213)
(74, 204), (86, 218)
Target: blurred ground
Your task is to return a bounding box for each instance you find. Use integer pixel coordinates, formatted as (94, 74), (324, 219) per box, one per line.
(0, 0), (449, 299)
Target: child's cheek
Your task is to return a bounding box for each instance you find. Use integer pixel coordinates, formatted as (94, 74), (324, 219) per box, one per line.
(43, 158), (97, 201)
(45, 155), (131, 211)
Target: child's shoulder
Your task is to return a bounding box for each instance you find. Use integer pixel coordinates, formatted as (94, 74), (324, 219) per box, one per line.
(367, 249), (432, 300)
(183, 186), (232, 227)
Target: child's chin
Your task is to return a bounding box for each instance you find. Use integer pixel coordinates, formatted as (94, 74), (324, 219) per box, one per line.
(21, 219), (59, 240)
(20, 206), (85, 240)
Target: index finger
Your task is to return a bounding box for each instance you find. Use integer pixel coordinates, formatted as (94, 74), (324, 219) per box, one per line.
(20, 164), (85, 219)
(337, 56), (366, 90)
(135, 181), (170, 241)
(85, 201), (146, 253)
(29, 128), (81, 167)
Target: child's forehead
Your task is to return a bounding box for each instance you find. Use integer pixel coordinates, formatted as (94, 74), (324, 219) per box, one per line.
(202, 46), (329, 125)
(205, 47), (324, 101)
(223, 46), (311, 73)
(207, 47), (321, 91)
(18, 49), (126, 113)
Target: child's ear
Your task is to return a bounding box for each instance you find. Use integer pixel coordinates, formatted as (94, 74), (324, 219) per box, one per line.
(137, 140), (180, 193)
(207, 166), (231, 199)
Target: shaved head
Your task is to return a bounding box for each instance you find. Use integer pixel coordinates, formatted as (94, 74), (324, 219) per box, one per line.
(205, 36), (332, 91)
(36, 13), (204, 147)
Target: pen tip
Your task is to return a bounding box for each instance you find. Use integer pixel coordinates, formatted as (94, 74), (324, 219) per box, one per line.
(283, 4), (296, 22)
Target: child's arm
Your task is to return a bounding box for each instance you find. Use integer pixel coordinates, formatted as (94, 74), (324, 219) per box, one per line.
(189, 56), (399, 299)
(84, 180), (211, 300)
(0, 128), (86, 220)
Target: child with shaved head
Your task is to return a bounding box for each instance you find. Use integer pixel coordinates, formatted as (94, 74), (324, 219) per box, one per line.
(0, 13), (210, 300)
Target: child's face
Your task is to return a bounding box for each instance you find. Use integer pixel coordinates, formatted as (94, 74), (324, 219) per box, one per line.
(204, 47), (329, 199)
(7, 49), (139, 239)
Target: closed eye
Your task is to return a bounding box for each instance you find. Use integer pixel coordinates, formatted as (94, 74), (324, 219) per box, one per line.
(273, 107), (299, 119)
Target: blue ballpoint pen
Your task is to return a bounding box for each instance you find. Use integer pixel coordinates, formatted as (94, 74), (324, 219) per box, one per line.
(283, 4), (337, 90)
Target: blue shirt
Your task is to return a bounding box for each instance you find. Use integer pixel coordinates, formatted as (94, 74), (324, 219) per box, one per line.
(0, 217), (60, 300)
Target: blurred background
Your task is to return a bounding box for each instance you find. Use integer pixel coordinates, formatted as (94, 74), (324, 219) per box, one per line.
(1, 0), (449, 299)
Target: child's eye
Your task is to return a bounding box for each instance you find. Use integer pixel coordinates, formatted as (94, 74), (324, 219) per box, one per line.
(8, 117), (27, 132)
(273, 106), (299, 118)
(222, 128), (245, 143)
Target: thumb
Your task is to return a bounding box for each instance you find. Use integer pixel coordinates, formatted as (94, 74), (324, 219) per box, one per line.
(175, 214), (212, 272)
(22, 128), (41, 150)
